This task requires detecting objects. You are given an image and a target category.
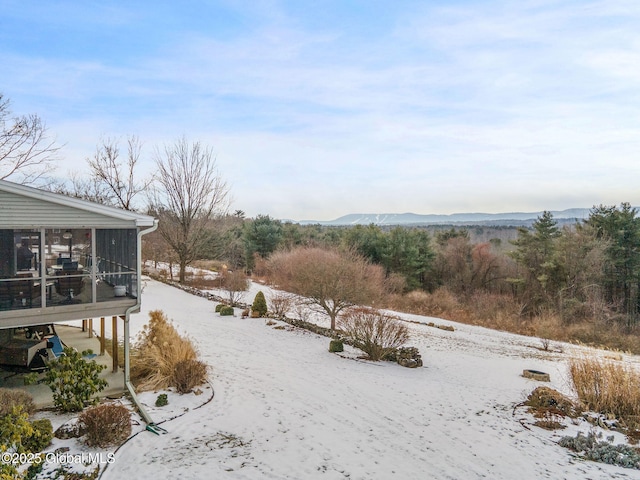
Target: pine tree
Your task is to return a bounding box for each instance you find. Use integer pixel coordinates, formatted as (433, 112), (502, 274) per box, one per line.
(252, 290), (268, 317)
(509, 211), (561, 313)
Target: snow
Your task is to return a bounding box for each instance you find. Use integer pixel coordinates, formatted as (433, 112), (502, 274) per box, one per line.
(32, 274), (640, 479)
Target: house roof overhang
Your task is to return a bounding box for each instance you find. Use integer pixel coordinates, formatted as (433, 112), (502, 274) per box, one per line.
(0, 179), (156, 228)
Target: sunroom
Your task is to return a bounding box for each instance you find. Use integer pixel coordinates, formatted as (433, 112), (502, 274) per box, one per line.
(0, 179), (156, 328)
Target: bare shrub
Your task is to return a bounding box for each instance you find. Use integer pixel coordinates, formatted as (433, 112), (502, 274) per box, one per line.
(0, 388), (35, 416)
(186, 277), (221, 289)
(173, 359), (208, 393)
(384, 273), (408, 295)
(192, 259), (225, 272)
(269, 291), (296, 318)
(131, 310), (200, 391)
(540, 337), (551, 351)
(251, 253), (269, 279)
(338, 307), (410, 361)
(569, 356), (640, 421)
(218, 269), (249, 306)
(79, 403), (131, 447)
(534, 412), (567, 430)
(294, 302), (312, 322)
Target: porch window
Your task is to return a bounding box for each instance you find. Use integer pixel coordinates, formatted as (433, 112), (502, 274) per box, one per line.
(45, 229), (93, 306)
(0, 227), (138, 312)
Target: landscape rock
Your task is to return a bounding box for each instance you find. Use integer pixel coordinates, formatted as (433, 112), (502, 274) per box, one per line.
(54, 420), (85, 440)
(395, 347), (423, 368)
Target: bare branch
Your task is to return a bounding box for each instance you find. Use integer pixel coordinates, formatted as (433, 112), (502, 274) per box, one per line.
(88, 135), (150, 210)
(0, 94), (60, 184)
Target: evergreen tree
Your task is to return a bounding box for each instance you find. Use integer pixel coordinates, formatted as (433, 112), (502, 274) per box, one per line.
(252, 290), (268, 317)
(243, 215), (283, 271)
(509, 211), (561, 313)
(586, 203), (640, 325)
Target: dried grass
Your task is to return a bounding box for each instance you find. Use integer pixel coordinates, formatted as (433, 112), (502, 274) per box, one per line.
(131, 310), (201, 392)
(569, 355), (640, 422)
(383, 287), (640, 354)
(525, 386), (582, 418)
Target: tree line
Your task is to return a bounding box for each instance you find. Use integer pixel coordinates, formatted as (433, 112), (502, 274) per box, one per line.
(166, 203), (640, 329)
(3, 93), (640, 330)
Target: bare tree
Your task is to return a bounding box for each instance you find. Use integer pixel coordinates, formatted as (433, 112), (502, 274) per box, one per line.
(267, 246), (386, 330)
(47, 172), (113, 204)
(0, 94), (60, 184)
(88, 135), (149, 211)
(149, 137), (229, 283)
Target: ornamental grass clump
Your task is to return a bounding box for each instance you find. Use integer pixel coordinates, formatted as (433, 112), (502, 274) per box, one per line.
(569, 355), (640, 422)
(131, 310), (204, 392)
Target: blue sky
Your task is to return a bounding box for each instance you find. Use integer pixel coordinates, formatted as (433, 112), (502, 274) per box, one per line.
(2, 0), (639, 220)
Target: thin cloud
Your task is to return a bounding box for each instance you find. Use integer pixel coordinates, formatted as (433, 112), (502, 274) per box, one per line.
(2, 0), (639, 219)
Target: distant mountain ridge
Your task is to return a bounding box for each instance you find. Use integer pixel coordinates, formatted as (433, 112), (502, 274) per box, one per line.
(298, 208), (593, 226)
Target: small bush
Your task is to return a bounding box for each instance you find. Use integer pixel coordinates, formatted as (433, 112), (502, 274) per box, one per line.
(559, 431), (640, 469)
(533, 411), (566, 430)
(79, 403), (131, 448)
(173, 359), (208, 394)
(252, 291), (268, 317)
(155, 393), (168, 407)
(338, 307), (409, 361)
(215, 303), (224, 313)
(131, 310), (200, 392)
(0, 405), (38, 477)
(329, 339), (344, 353)
(219, 306), (234, 316)
(22, 419), (53, 453)
(269, 292), (295, 318)
(0, 388), (35, 416)
(0, 405), (33, 451)
(43, 347), (108, 412)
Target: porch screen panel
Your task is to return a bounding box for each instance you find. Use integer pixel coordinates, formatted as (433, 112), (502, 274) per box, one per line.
(96, 229), (138, 300)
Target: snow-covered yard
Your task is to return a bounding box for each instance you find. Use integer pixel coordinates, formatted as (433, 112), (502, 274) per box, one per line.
(89, 278), (640, 479)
